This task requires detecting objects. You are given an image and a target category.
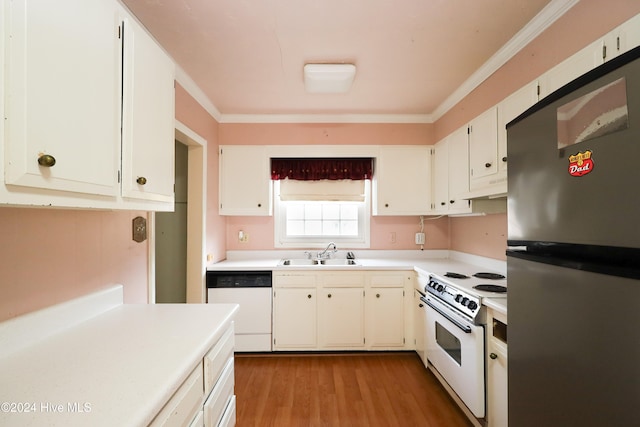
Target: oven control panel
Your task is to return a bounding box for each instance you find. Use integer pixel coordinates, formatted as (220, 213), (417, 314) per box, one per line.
(425, 275), (481, 321)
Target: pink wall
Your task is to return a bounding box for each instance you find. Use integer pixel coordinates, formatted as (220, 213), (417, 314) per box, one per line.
(225, 215), (449, 251)
(450, 214), (508, 261)
(0, 208), (148, 321)
(174, 84), (226, 263)
(220, 122), (433, 146)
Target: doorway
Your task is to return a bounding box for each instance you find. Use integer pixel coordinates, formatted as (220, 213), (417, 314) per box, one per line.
(149, 121), (207, 304)
(155, 141), (188, 303)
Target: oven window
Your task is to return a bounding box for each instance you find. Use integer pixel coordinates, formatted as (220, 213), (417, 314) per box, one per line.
(435, 321), (462, 366)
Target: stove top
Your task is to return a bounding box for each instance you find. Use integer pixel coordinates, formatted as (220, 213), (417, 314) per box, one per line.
(430, 270), (507, 300)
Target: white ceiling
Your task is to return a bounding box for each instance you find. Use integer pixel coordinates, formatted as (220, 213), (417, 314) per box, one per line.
(121, 0), (575, 122)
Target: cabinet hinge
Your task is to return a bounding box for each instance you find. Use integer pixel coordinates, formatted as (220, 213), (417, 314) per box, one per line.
(403, 338), (406, 344)
(220, 148), (223, 155)
(118, 25), (121, 39)
(363, 337), (366, 344)
(617, 36), (621, 51)
(602, 44), (607, 60)
(117, 170), (121, 184)
(537, 84), (540, 97)
(467, 126), (471, 135)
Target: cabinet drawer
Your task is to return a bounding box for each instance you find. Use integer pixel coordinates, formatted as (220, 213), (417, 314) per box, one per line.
(274, 273), (317, 287)
(203, 358), (235, 427)
(204, 326), (235, 395)
(188, 411), (204, 427)
(218, 395), (236, 427)
(369, 274), (406, 287)
(151, 362), (204, 427)
(321, 272), (365, 287)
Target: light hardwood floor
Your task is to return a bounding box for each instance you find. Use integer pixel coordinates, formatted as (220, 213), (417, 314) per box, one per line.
(234, 351), (472, 427)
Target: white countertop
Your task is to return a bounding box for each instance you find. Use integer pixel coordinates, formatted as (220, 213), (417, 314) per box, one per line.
(208, 250), (508, 313)
(0, 296), (238, 427)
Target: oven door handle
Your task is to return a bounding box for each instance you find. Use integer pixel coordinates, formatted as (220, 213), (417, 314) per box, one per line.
(421, 297), (472, 334)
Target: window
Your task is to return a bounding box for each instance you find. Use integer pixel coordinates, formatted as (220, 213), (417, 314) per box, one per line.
(274, 180), (370, 248)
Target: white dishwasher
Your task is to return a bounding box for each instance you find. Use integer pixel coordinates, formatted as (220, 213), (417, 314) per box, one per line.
(206, 271), (272, 352)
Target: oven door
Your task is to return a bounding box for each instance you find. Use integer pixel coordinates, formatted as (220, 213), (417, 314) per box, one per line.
(423, 295), (485, 418)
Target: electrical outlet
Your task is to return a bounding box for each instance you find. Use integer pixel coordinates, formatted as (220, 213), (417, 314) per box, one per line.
(415, 232), (425, 245)
(390, 232), (397, 243)
(239, 230), (249, 243)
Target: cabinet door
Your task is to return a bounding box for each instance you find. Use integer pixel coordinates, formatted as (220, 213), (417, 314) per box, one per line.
(468, 107), (498, 184)
(431, 140), (449, 213)
(121, 11), (175, 204)
(373, 146), (432, 215)
(272, 288), (316, 349)
(447, 127), (472, 214)
(219, 146), (272, 215)
(4, 0), (121, 196)
(487, 341), (508, 427)
(414, 290), (427, 366)
(366, 287), (405, 348)
(497, 81), (538, 174)
(318, 287), (364, 348)
(538, 39), (602, 99)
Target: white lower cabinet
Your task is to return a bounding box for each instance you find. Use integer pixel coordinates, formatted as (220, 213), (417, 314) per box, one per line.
(273, 270), (411, 351)
(272, 273), (318, 349)
(319, 287), (365, 348)
(487, 308), (508, 427)
(365, 272), (407, 348)
(150, 323), (236, 427)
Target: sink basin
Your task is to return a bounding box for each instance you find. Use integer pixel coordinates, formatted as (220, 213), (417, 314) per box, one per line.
(280, 259), (319, 266)
(279, 258), (359, 266)
(318, 259), (358, 266)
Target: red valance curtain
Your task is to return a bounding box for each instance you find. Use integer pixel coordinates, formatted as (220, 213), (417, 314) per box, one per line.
(271, 158), (373, 181)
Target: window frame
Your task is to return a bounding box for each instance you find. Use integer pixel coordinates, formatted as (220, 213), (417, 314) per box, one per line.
(273, 180), (371, 249)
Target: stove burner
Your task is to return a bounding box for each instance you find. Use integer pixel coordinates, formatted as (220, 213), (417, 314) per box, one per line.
(444, 272), (469, 279)
(473, 272), (506, 280)
(473, 284), (507, 293)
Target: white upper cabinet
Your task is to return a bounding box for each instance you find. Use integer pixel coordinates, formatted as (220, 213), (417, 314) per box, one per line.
(373, 146), (432, 215)
(497, 81), (539, 174)
(468, 107), (499, 191)
(1, 0), (175, 210)
(539, 14), (640, 100)
(4, 0), (121, 197)
(431, 139), (449, 214)
(219, 145), (272, 216)
(431, 129), (471, 215)
(447, 127), (472, 213)
(120, 8), (175, 204)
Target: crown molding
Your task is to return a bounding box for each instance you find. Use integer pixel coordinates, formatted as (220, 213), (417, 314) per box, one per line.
(431, 0), (579, 121)
(175, 66), (222, 122)
(219, 113), (433, 124)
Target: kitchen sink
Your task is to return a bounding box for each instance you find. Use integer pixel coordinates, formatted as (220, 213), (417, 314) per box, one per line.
(318, 259), (358, 266)
(279, 259), (359, 266)
(279, 259), (319, 266)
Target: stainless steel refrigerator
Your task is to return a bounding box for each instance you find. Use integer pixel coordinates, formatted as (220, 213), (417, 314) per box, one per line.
(506, 45), (640, 426)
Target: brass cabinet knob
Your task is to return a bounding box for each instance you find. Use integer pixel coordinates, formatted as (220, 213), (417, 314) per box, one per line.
(376, 293), (380, 298)
(490, 352), (498, 360)
(385, 203), (389, 207)
(328, 293), (332, 298)
(136, 176), (147, 185)
(37, 154), (56, 167)
(502, 156), (508, 162)
(257, 203), (262, 207)
(485, 162), (492, 168)
(307, 294), (312, 299)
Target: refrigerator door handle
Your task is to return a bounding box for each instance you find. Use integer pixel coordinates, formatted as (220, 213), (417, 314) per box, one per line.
(421, 297), (472, 333)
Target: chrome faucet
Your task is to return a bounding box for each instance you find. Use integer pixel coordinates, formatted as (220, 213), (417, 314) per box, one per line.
(317, 242), (338, 259)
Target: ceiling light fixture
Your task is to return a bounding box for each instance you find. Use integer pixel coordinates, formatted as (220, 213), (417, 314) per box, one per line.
(303, 63), (356, 93)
